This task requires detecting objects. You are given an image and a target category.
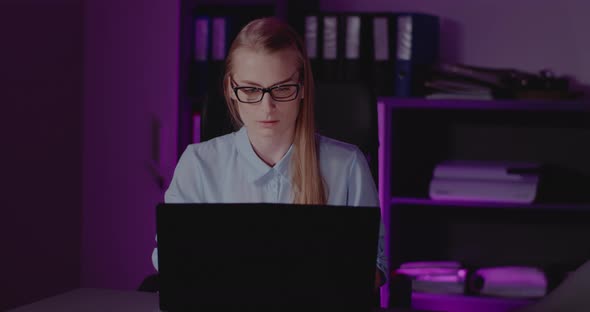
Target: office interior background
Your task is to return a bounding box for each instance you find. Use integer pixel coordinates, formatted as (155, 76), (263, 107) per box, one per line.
(1, 0), (589, 310)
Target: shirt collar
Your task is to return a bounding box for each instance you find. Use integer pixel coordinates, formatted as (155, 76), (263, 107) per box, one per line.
(234, 127), (293, 183)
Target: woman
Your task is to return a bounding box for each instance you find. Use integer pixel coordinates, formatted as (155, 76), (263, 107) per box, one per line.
(156, 16), (387, 288)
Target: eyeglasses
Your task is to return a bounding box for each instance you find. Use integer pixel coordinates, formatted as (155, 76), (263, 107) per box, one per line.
(232, 83), (301, 104)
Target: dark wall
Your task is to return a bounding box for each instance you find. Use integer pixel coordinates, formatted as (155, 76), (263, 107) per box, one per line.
(81, 0), (179, 290)
(0, 0), (84, 310)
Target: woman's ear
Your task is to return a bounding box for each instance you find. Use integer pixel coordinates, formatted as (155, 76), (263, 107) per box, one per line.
(300, 85), (304, 99)
(226, 80), (237, 100)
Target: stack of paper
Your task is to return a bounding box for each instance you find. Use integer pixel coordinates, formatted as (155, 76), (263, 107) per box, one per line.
(396, 261), (466, 294)
(429, 160), (541, 204)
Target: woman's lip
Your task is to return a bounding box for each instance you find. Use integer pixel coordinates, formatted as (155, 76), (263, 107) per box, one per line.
(259, 120), (278, 123)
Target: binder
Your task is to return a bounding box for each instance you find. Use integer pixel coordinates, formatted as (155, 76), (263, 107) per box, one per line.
(209, 16), (230, 93)
(194, 16), (210, 62)
(321, 14), (339, 81)
(304, 14), (321, 80)
(211, 16), (229, 61)
(342, 14), (362, 81)
(371, 13), (396, 95)
(201, 16), (233, 142)
(344, 13), (375, 83)
(393, 13), (439, 97)
(186, 15), (211, 144)
(190, 16), (210, 112)
(358, 13), (375, 83)
(337, 13), (361, 81)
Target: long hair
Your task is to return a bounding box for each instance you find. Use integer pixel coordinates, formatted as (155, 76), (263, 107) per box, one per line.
(222, 17), (326, 204)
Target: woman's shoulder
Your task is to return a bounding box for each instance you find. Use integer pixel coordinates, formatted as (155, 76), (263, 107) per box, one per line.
(317, 135), (362, 160)
(183, 131), (238, 160)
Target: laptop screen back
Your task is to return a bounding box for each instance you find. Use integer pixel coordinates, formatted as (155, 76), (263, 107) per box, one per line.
(156, 203), (381, 311)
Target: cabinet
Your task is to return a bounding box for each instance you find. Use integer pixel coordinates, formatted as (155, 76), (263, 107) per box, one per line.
(377, 97), (590, 310)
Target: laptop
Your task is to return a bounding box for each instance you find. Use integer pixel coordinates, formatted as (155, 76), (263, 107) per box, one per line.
(156, 203), (382, 311)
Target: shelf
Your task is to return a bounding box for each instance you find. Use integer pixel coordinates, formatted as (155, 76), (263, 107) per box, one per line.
(391, 197), (590, 212)
(377, 96), (590, 309)
(377, 97), (590, 112)
(411, 292), (535, 312)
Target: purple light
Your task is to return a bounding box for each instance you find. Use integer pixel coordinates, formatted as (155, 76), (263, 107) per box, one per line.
(458, 269), (467, 279)
(412, 292), (534, 312)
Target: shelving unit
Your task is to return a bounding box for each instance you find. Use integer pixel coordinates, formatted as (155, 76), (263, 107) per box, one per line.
(378, 97), (590, 311)
(177, 0), (319, 157)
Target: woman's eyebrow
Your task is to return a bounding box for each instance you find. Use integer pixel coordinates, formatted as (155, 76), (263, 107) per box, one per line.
(237, 75), (297, 87)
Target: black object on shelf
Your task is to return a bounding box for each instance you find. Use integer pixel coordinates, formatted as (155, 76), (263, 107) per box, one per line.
(537, 164), (590, 204)
(389, 273), (412, 308)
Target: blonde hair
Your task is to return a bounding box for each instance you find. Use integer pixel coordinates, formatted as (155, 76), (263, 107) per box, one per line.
(222, 17), (327, 205)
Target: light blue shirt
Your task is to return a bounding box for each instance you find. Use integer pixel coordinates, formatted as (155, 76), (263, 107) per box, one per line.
(153, 127), (387, 275)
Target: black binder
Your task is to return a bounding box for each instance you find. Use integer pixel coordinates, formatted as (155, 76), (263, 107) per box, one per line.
(341, 13), (377, 83)
(304, 14), (321, 80)
(371, 13), (397, 96)
(393, 13), (439, 97)
(201, 15), (233, 142)
(189, 16), (210, 113)
(320, 14), (340, 82)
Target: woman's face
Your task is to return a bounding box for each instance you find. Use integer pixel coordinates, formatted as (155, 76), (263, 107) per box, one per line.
(229, 48), (303, 143)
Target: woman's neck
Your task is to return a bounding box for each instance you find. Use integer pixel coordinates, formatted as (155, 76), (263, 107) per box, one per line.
(248, 130), (294, 167)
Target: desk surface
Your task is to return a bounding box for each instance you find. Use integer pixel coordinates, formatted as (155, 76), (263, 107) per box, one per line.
(8, 288), (422, 312)
(8, 288), (160, 312)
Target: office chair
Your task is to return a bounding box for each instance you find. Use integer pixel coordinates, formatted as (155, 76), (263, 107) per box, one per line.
(313, 80), (379, 184)
(138, 273), (159, 292)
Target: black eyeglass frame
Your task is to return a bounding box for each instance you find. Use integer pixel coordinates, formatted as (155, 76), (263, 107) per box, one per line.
(231, 83), (302, 104)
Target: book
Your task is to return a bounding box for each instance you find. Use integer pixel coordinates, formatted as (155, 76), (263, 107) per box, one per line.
(433, 160), (541, 181)
(397, 261), (466, 295)
(412, 278), (465, 295)
(425, 93), (493, 100)
(429, 177), (539, 204)
(469, 266), (547, 298)
(400, 261), (462, 270)
(424, 78), (494, 99)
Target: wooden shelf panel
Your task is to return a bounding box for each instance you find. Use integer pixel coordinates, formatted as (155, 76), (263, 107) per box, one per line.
(390, 197), (590, 212)
(378, 97), (590, 112)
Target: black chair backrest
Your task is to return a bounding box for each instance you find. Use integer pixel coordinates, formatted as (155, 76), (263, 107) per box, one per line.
(314, 81), (379, 183)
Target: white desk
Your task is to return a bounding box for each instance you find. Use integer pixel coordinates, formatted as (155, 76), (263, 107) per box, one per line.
(7, 288), (419, 312)
(14, 282), (589, 312)
(8, 288), (160, 312)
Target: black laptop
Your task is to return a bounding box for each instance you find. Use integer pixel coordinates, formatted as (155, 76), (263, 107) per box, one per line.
(156, 203), (381, 311)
